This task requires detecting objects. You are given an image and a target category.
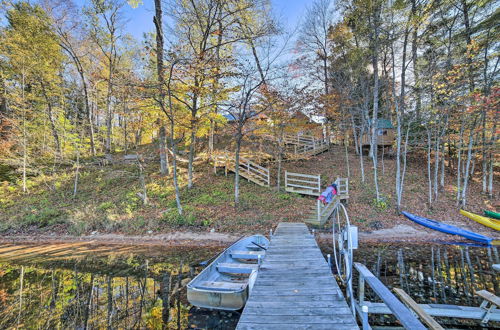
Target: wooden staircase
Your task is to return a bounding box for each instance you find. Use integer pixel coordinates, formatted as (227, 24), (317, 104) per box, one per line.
(213, 154), (270, 187)
(283, 134), (330, 159)
(304, 178), (349, 225)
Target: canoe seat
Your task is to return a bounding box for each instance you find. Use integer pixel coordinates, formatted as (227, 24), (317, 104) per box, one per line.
(197, 281), (246, 291)
(217, 262), (259, 274)
(246, 244), (265, 250)
(230, 250), (265, 260)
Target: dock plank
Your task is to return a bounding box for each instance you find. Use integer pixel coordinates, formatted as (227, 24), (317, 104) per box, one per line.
(236, 222), (358, 329)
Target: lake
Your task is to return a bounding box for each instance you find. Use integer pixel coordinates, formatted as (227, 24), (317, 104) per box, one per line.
(0, 240), (498, 329)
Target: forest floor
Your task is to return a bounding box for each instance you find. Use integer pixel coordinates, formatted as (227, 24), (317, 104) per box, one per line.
(0, 142), (498, 245)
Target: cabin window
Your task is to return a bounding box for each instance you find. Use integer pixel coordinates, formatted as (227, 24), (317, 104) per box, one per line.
(378, 129), (388, 136)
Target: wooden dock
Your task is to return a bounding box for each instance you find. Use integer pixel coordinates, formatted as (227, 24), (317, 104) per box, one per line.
(236, 222), (359, 329)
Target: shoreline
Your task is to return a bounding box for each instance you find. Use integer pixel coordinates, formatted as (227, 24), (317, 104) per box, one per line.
(0, 223), (478, 247)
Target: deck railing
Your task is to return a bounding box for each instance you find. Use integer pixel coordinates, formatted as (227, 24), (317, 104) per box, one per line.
(353, 262), (426, 330)
(239, 157), (270, 186)
(285, 171), (321, 196)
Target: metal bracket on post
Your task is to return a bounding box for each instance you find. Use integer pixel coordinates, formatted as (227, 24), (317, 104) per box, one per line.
(480, 299), (496, 325)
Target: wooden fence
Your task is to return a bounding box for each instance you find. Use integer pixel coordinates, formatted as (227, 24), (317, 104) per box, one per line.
(284, 171), (321, 196)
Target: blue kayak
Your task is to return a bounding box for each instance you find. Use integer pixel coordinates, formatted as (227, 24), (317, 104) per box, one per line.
(402, 211), (495, 245)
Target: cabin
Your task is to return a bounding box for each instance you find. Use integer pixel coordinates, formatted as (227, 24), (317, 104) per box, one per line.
(289, 112), (324, 139)
(360, 118), (395, 146)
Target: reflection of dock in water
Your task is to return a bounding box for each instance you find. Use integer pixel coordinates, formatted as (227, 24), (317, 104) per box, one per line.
(187, 306), (239, 330)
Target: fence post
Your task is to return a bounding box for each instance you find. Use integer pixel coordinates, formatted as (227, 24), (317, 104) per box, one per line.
(317, 199), (321, 223)
(318, 174), (321, 194)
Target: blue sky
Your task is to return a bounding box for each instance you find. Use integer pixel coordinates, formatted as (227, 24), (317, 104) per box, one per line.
(74, 0), (310, 41)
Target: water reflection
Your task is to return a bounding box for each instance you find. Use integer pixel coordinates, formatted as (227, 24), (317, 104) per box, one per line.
(1, 242), (498, 329)
(0, 242), (233, 329)
(322, 242), (500, 328)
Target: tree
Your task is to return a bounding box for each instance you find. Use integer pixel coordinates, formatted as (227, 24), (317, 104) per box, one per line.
(86, 0), (125, 156)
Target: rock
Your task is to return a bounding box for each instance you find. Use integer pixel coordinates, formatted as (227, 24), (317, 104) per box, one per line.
(369, 220), (383, 230)
(210, 228), (215, 233)
(147, 230), (153, 234)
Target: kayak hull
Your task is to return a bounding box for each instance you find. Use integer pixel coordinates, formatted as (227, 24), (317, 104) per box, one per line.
(484, 210), (500, 220)
(461, 210), (500, 231)
(402, 211), (493, 245)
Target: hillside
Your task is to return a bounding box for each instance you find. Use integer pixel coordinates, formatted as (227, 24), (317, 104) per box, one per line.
(0, 142), (498, 243)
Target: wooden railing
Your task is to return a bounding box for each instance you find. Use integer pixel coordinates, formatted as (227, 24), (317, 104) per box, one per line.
(285, 171), (321, 196)
(213, 155), (270, 187)
(239, 157), (270, 186)
(304, 177), (349, 224)
(353, 262), (426, 330)
(284, 134), (316, 146)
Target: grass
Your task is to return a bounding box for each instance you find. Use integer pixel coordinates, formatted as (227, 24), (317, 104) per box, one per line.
(0, 144), (495, 236)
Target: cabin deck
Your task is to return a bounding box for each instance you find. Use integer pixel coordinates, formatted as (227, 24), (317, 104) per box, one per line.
(236, 222), (358, 329)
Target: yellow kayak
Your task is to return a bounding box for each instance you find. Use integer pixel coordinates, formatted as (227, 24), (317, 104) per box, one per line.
(460, 210), (500, 231)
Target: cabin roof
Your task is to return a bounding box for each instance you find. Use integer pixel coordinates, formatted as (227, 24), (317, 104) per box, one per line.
(377, 119), (394, 129)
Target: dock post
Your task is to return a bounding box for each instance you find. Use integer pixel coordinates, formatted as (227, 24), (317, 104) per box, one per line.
(362, 305), (370, 330)
(327, 254), (331, 267)
(258, 254), (262, 266)
(269, 229), (273, 238)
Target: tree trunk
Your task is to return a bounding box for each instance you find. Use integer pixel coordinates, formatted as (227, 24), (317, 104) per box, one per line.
(370, 4), (381, 201)
(73, 147), (80, 198)
(411, 0), (421, 119)
(41, 82), (62, 157)
(83, 274), (94, 330)
(359, 125), (365, 183)
(456, 122), (464, 205)
(461, 128), (475, 207)
(17, 266), (24, 328)
(234, 130), (243, 206)
(107, 276), (113, 329)
(105, 74), (113, 155)
(161, 272), (171, 326)
(427, 128), (433, 207)
(159, 125), (168, 175)
(166, 64), (183, 215)
(188, 131), (196, 189)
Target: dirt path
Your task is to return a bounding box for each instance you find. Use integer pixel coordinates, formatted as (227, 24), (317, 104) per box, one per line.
(0, 224), (474, 247)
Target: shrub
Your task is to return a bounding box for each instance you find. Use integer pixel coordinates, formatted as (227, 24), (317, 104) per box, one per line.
(196, 190), (228, 205)
(98, 201), (114, 211)
(23, 207), (64, 227)
(162, 206), (197, 226)
(372, 198), (388, 211)
(278, 193), (292, 200)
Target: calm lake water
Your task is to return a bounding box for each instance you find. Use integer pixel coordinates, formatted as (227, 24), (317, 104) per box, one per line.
(0, 241), (498, 329)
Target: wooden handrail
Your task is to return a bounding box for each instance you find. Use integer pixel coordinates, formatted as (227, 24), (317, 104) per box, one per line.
(354, 262), (426, 330)
(394, 288), (444, 330)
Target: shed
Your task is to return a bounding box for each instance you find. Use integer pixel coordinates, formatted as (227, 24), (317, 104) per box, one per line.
(360, 119), (395, 146)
